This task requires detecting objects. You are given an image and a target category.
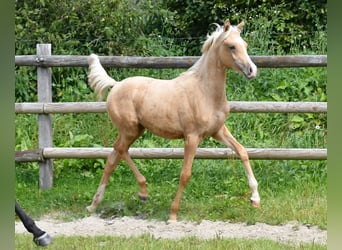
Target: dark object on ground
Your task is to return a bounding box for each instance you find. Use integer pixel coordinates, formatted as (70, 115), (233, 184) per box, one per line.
(15, 201), (53, 246)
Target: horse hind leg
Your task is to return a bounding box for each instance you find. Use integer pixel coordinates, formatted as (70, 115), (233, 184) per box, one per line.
(120, 151), (148, 201)
(87, 149), (121, 212)
(213, 125), (260, 208)
(87, 121), (147, 212)
(115, 129), (148, 201)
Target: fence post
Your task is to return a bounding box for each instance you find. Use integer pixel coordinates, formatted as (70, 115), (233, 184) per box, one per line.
(37, 44), (53, 189)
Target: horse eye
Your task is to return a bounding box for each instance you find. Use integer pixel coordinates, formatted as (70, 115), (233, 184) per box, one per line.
(229, 45), (236, 50)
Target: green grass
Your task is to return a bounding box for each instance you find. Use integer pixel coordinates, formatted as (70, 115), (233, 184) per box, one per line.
(15, 157), (327, 229)
(15, 234), (326, 250)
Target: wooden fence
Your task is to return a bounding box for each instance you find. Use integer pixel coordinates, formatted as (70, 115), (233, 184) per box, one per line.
(15, 44), (327, 189)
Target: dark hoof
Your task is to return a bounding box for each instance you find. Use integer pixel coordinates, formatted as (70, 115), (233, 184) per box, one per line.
(139, 195), (149, 202)
(34, 232), (53, 246)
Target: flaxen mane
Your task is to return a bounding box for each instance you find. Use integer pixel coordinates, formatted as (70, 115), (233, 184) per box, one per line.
(188, 23), (241, 74)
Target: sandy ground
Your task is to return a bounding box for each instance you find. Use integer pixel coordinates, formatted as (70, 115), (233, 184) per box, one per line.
(15, 214), (326, 245)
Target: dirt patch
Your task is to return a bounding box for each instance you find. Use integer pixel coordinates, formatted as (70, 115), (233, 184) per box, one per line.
(15, 214), (326, 245)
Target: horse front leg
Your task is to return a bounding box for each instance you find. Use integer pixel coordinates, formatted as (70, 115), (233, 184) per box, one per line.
(213, 125), (260, 207)
(169, 134), (201, 223)
(87, 150), (121, 212)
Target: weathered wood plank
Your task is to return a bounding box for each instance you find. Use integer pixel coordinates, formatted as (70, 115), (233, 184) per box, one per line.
(15, 149), (44, 162)
(252, 55), (327, 68)
(15, 101), (327, 114)
(35, 147), (327, 160)
(229, 101), (327, 113)
(15, 55), (327, 68)
(37, 44), (53, 189)
(15, 103), (44, 113)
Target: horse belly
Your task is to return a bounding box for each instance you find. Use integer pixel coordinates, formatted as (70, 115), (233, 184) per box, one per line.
(139, 110), (185, 139)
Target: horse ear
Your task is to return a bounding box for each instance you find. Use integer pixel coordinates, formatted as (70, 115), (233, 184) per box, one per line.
(224, 19), (230, 31)
(237, 20), (245, 31)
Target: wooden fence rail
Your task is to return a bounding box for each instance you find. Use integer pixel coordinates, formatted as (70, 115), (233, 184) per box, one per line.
(16, 148), (327, 162)
(15, 44), (327, 189)
(15, 55), (327, 68)
(15, 101), (327, 114)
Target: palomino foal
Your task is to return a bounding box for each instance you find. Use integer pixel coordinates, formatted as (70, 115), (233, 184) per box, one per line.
(86, 19), (260, 222)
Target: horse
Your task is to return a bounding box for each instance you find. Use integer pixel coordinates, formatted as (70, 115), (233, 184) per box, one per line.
(15, 201), (52, 246)
(86, 19), (260, 222)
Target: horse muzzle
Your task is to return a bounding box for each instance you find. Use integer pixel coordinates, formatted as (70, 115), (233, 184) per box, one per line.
(243, 62), (257, 80)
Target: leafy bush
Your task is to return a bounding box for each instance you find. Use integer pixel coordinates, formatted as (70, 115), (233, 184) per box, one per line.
(163, 0), (327, 54)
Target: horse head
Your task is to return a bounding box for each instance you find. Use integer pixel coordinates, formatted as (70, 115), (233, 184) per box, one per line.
(212, 19), (257, 80)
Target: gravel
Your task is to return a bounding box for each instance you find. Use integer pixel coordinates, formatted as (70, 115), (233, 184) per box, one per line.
(15, 214), (326, 245)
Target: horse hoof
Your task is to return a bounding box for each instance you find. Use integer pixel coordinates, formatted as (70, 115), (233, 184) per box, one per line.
(86, 205), (96, 212)
(139, 195), (149, 202)
(34, 232), (53, 246)
(167, 214), (177, 224)
(250, 199), (261, 208)
(166, 219), (177, 224)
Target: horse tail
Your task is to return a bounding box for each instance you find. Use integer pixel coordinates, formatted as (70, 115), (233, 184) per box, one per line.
(87, 53), (116, 101)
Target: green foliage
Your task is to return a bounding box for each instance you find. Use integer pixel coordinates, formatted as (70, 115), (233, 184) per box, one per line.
(15, 115), (38, 151)
(15, 0), (180, 102)
(15, 0), (177, 55)
(163, 0), (327, 54)
(54, 132), (105, 176)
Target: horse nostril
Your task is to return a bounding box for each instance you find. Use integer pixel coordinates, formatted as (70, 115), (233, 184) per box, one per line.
(245, 64), (257, 80)
(249, 66), (253, 74)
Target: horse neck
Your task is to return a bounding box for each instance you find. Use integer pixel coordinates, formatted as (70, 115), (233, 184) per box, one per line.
(189, 50), (228, 102)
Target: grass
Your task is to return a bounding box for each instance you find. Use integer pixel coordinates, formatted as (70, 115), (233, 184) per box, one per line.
(15, 157), (327, 228)
(15, 234), (327, 250)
